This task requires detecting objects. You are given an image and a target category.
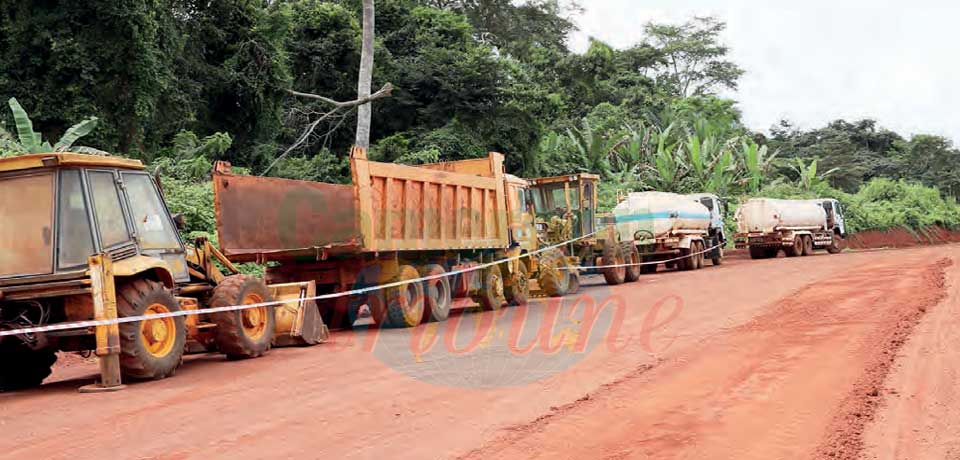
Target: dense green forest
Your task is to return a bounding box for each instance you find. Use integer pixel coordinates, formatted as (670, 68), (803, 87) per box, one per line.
(1, 0), (959, 237)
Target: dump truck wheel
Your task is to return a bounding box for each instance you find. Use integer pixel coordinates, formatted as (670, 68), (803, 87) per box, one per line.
(475, 266), (506, 311)
(381, 265), (426, 328)
(748, 246), (766, 260)
(538, 249), (570, 297)
(117, 279), (186, 380)
(622, 243), (641, 282)
(601, 241), (626, 285)
(419, 264), (452, 322)
(209, 275), (276, 359)
(506, 262), (531, 306)
(802, 235), (814, 256)
(0, 343), (57, 392)
(785, 236), (802, 257)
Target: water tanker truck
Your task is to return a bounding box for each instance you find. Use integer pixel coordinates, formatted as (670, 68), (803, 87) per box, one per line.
(734, 198), (846, 259)
(213, 147), (581, 330)
(611, 192), (726, 275)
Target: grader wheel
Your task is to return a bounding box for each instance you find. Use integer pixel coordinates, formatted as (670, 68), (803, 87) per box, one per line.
(622, 243), (642, 282)
(117, 279), (186, 380)
(538, 248), (570, 297)
(601, 240), (626, 285)
(209, 275), (276, 359)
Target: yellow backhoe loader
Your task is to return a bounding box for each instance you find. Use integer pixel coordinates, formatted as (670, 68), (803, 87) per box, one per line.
(0, 153), (326, 391)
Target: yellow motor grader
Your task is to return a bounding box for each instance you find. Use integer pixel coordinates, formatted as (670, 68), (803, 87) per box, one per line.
(0, 153), (326, 392)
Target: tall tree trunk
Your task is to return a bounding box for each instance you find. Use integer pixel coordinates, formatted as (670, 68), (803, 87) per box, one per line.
(355, 0), (375, 149)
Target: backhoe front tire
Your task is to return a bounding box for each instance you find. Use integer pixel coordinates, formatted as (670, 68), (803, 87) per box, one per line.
(210, 275), (276, 359)
(118, 279), (186, 380)
(0, 343), (57, 392)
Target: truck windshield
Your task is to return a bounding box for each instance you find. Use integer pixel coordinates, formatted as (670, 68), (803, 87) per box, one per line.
(532, 183), (579, 215)
(0, 173), (55, 277)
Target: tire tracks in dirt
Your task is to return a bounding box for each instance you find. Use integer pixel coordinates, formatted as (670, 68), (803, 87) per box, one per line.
(458, 257), (952, 460)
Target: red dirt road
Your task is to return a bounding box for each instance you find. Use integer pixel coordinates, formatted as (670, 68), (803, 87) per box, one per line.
(1, 246), (956, 460)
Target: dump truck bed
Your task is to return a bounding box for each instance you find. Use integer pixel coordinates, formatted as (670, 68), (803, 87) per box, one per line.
(213, 149), (509, 262)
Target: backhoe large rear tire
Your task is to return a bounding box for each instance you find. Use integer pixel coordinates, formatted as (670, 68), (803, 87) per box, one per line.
(601, 241), (626, 285)
(0, 343), (56, 392)
(117, 279), (186, 380)
(210, 275), (276, 359)
(538, 249), (570, 297)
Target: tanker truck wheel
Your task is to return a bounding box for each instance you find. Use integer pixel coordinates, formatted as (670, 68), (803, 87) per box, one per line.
(710, 236), (724, 266)
(209, 275), (276, 359)
(505, 262), (531, 306)
(475, 266), (506, 311)
(748, 246), (767, 260)
(419, 264), (452, 322)
(117, 279), (186, 380)
(784, 236), (803, 257)
(802, 235), (814, 256)
(621, 243), (642, 282)
(693, 241), (705, 269)
(601, 241), (627, 285)
(538, 249), (570, 297)
(827, 234), (844, 254)
(0, 343), (57, 392)
(678, 247), (694, 270)
(381, 265), (426, 328)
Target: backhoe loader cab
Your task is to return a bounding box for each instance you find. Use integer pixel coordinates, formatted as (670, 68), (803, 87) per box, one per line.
(0, 153), (324, 392)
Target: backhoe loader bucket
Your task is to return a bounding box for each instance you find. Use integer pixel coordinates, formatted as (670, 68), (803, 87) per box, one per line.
(269, 282), (329, 347)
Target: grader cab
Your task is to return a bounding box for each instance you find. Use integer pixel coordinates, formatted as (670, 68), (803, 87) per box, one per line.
(527, 174), (631, 286)
(0, 153), (325, 392)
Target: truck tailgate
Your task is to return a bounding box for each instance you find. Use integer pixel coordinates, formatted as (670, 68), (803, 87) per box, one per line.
(213, 173), (361, 262)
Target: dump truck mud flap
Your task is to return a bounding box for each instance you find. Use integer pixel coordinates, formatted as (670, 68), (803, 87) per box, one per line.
(269, 282), (329, 347)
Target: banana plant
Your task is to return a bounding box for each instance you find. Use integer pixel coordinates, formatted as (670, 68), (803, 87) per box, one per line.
(793, 158), (838, 191)
(739, 140), (779, 193)
(5, 97), (99, 155)
(567, 122), (619, 178)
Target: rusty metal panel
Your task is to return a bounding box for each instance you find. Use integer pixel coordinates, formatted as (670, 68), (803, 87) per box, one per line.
(0, 173), (55, 277)
(352, 150), (509, 252)
(213, 173), (361, 261)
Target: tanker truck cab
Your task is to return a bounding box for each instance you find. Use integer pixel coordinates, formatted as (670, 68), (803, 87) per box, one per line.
(687, 193), (727, 244)
(818, 199), (847, 238)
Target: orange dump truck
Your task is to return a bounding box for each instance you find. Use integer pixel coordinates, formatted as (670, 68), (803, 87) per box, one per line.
(213, 148), (575, 329)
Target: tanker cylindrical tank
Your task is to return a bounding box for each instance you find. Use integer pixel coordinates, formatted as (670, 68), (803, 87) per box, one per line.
(735, 198), (827, 234)
(613, 192), (711, 241)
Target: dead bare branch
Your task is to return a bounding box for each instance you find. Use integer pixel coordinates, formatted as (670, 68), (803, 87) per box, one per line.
(286, 83), (393, 108)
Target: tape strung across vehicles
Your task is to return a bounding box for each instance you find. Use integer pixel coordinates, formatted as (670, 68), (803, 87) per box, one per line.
(0, 234), (725, 338)
(564, 242), (724, 270)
